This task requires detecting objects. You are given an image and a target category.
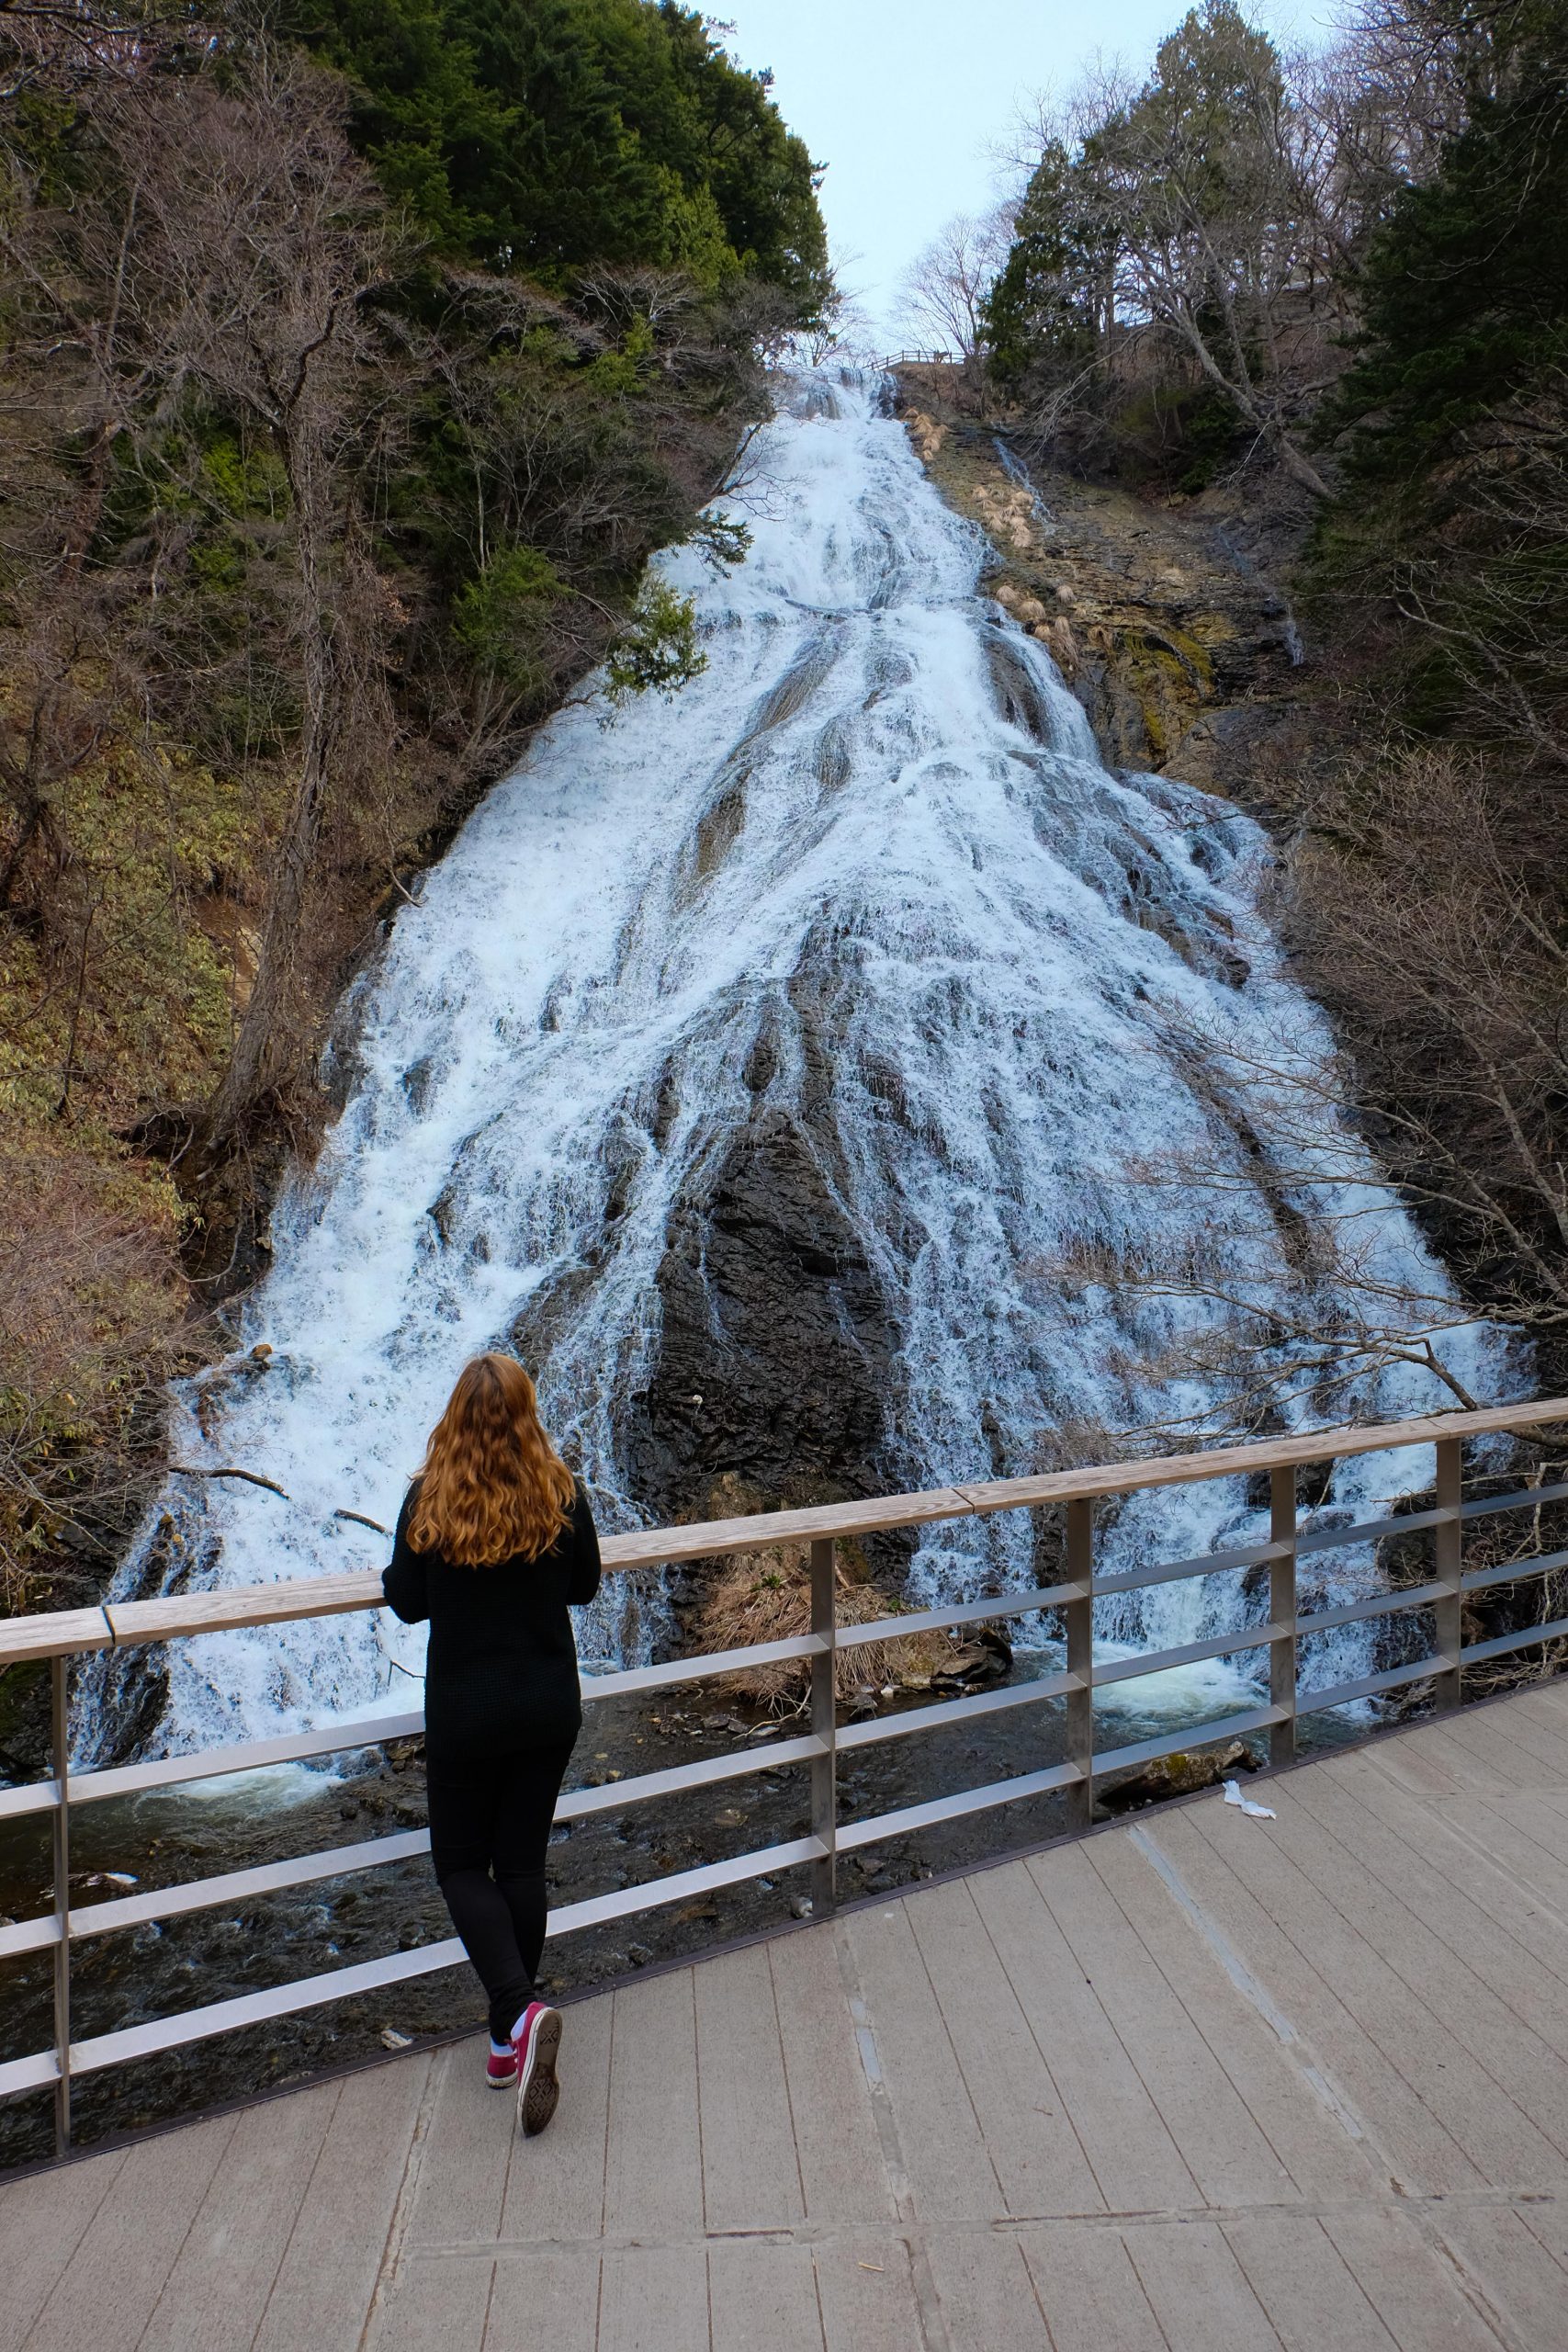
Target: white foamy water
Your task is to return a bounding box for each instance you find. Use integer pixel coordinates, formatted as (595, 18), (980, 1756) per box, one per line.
(83, 368), (1514, 1759)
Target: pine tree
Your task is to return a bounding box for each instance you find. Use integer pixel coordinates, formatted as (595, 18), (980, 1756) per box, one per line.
(305, 0), (829, 314)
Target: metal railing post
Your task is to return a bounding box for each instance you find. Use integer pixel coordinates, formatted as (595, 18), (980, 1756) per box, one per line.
(809, 1538), (838, 1914)
(51, 1656), (72, 2154)
(1065, 1498), (1094, 1832)
(1434, 1436), (1463, 1712)
(1270, 1466), (1298, 1769)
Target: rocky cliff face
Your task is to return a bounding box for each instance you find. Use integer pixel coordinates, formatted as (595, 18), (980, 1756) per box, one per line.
(627, 1104), (901, 1528)
(898, 398), (1312, 809)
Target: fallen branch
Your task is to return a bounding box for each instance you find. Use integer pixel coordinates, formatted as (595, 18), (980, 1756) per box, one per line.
(169, 1463), (291, 1499)
(169, 1464), (390, 1537)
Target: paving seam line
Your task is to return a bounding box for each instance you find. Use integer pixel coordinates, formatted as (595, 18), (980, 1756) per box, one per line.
(355, 2052), (441, 2351)
(833, 1919), (953, 2352)
(1127, 1817), (1532, 2352)
(1126, 1820), (1377, 2157)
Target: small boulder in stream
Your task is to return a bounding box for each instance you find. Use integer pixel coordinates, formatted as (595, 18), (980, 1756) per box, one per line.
(1095, 1736), (1260, 1819)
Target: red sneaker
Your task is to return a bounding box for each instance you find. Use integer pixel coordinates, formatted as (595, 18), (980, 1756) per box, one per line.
(486, 2043), (518, 2090)
(513, 2001), (563, 2137)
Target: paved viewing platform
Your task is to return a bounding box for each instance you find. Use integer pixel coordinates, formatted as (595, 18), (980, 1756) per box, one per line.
(7, 1679), (1568, 2350)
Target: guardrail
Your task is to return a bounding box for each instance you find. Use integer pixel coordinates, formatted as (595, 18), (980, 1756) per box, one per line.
(4, 1396), (1568, 2154)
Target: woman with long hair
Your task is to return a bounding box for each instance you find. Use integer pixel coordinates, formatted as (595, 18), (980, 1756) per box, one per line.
(382, 1351), (601, 2136)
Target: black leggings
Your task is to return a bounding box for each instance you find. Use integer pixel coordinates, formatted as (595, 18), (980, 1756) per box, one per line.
(425, 1740), (576, 2045)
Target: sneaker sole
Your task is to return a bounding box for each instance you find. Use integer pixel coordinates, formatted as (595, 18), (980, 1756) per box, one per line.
(517, 2007), (563, 2138)
(486, 2069), (517, 2091)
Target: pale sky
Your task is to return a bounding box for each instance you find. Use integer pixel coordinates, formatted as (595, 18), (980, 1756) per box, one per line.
(716, 0), (1328, 344)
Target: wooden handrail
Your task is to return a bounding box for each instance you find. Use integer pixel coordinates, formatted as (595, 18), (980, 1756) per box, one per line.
(3, 1396), (1564, 1671)
(8, 1390), (1568, 2149)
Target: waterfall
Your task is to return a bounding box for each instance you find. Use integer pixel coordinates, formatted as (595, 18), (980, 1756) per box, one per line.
(81, 367), (1514, 1762)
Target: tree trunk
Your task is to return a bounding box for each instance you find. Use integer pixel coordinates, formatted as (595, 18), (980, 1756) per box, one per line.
(1270, 429), (1332, 502)
(204, 493), (338, 1147)
(56, 416), (119, 587)
(1174, 307), (1333, 500)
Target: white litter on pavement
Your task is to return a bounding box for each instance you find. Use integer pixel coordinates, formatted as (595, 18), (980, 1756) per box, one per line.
(1223, 1781), (1277, 1818)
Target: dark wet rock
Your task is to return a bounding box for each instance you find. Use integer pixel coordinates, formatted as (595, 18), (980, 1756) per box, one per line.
(401, 1056), (438, 1115)
(1094, 1736), (1259, 1818)
(627, 1105), (904, 1562)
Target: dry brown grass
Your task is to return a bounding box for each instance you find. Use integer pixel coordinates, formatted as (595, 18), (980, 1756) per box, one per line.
(685, 1549), (961, 1714)
(0, 1140), (199, 1612)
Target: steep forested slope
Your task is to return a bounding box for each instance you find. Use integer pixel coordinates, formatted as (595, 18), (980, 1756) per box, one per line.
(0, 0), (827, 1625)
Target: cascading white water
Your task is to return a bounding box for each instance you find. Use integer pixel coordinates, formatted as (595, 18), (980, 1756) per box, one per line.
(82, 367), (1514, 1760)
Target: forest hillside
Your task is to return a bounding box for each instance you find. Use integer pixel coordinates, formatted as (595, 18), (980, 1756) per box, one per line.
(0, 0), (827, 1633)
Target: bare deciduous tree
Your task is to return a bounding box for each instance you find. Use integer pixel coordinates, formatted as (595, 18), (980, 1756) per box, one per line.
(1092, 7), (1339, 497)
(0, 1142), (197, 1611)
(3, 40), (411, 1145)
(85, 54), (410, 1142)
(1043, 733), (1568, 1449)
(897, 202), (1017, 362)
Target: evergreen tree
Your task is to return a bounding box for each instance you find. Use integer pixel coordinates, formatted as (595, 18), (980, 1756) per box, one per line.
(303, 0), (829, 314)
(1323, 4), (1568, 502)
(980, 141), (1102, 390)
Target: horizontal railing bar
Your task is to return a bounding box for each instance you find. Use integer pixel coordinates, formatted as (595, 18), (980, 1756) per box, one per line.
(949, 1397), (1568, 1521)
(4, 1743), (832, 1958)
(0, 1775), (60, 1825)
(1089, 1623), (1286, 1687)
(836, 1670), (1078, 1751)
(67, 1713), (428, 1810)
(1462, 1479), (1568, 1521)
(543, 1836), (826, 1937)
(37, 1657), (825, 1819)
(1297, 1581), (1450, 1636)
(834, 1581), (1085, 1650)
(1461, 1547), (1568, 1597)
(39, 1649), (820, 1816)
(60, 1834), (831, 2077)
(1461, 1613), (1568, 1666)
(7, 1397), (1567, 1671)
(0, 1912), (58, 1959)
(0, 1607), (113, 1665)
(1091, 1540), (1289, 1598)
(0, 2049), (60, 2098)
(1297, 1654), (1451, 1714)
(1091, 1703), (1289, 1779)
(104, 1573), (383, 1651)
(67, 1938), (469, 2076)
(592, 1491), (976, 1574)
(557, 1734), (824, 1819)
(581, 1633), (824, 1702)
(0, 1712), (428, 1822)
(836, 1762), (1086, 1849)
(1294, 1504), (1455, 1559)
(7, 1670), (821, 1826)
(64, 1831), (432, 1943)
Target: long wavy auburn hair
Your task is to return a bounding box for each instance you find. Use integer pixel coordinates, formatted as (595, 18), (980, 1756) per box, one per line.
(407, 1353), (576, 1566)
